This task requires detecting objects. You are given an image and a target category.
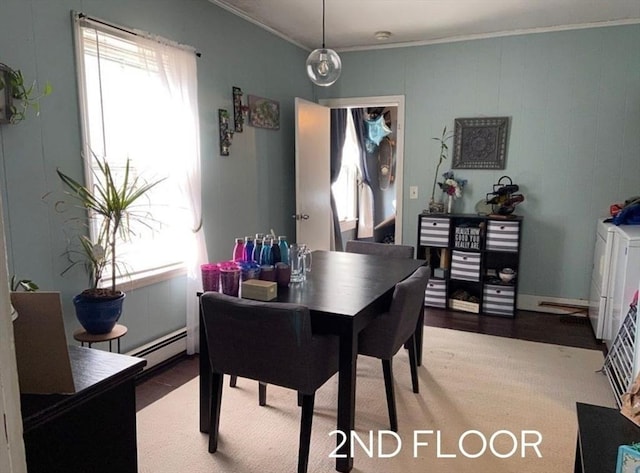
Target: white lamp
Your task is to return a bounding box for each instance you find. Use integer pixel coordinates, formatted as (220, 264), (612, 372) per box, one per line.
(306, 0), (341, 87)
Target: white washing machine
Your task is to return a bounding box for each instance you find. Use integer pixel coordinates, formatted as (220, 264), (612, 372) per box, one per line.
(588, 219), (616, 340)
(605, 225), (640, 348)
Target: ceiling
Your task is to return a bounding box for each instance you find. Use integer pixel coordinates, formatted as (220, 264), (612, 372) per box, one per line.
(209, 0), (640, 51)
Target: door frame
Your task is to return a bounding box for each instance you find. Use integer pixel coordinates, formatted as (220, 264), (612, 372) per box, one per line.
(319, 95), (406, 244)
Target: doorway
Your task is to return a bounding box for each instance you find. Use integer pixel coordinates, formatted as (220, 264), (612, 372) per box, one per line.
(320, 95), (405, 247)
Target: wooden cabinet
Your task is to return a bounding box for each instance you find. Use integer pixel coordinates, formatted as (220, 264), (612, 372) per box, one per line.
(417, 213), (522, 317)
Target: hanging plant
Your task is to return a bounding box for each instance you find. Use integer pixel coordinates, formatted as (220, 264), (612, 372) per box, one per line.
(0, 63), (52, 124)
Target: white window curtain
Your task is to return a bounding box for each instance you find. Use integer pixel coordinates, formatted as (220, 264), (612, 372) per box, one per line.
(74, 14), (207, 354)
(152, 41), (208, 355)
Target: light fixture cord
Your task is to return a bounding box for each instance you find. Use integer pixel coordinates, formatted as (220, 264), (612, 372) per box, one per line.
(322, 0), (326, 48)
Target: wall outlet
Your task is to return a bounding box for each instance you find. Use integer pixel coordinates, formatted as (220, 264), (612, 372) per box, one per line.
(409, 186), (418, 199)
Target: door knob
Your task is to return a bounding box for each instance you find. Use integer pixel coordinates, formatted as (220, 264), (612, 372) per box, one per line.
(292, 213), (310, 220)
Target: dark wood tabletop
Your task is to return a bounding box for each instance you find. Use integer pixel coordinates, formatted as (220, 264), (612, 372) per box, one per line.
(575, 402), (640, 473)
(199, 250), (425, 472)
(21, 345), (146, 432)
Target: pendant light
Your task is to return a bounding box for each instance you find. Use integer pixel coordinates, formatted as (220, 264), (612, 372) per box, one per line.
(306, 0), (341, 87)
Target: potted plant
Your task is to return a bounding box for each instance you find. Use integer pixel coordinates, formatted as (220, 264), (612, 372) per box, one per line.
(0, 63), (51, 124)
(57, 155), (164, 334)
(428, 126), (453, 213)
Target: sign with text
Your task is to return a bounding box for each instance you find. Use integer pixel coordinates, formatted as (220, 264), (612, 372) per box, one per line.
(454, 225), (481, 250)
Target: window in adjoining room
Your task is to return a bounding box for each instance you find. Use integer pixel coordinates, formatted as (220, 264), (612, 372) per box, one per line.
(332, 111), (360, 231)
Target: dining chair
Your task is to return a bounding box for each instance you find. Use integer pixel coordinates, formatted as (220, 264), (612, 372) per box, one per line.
(344, 239), (426, 366)
(200, 292), (339, 473)
(357, 266), (430, 432)
(344, 239), (414, 259)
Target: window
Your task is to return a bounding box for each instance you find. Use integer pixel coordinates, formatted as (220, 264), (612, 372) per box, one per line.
(74, 16), (199, 284)
(332, 111), (359, 227)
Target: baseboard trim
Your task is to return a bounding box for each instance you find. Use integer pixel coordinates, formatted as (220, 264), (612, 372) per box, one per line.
(126, 327), (187, 371)
(518, 294), (589, 315)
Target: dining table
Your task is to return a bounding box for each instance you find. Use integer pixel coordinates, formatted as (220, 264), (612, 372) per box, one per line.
(198, 249), (426, 472)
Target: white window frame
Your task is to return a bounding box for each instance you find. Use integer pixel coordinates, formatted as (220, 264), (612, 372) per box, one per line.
(73, 14), (195, 290)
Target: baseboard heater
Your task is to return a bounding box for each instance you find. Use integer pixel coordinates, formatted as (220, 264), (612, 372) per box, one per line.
(125, 327), (188, 372)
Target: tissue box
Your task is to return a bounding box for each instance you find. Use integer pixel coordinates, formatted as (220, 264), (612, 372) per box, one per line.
(241, 279), (277, 301)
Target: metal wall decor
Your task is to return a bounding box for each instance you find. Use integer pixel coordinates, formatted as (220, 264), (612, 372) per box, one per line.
(218, 109), (233, 156)
(452, 117), (510, 169)
(232, 86), (244, 132)
(0, 64), (12, 124)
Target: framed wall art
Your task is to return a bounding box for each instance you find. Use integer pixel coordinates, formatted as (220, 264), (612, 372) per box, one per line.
(248, 94), (280, 130)
(452, 117), (510, 169)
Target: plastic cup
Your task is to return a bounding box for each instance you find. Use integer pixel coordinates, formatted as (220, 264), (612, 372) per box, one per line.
(201, 263), (220, 292)
(275, 262), (291, 287)
(259, 265), (276, 282)
(220, 266), (241, 297)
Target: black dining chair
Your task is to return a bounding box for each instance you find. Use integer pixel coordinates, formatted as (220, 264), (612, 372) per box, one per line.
(344, 240), (426, 365)
(357, 266), (430, 432)
(344, 239), (414, 259)
(200, 292), (339, 473)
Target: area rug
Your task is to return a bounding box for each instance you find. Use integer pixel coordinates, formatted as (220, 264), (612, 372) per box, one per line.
(137, 327), (615, 473)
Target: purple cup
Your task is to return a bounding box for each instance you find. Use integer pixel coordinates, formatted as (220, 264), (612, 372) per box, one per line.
(220, 267), (241, 297)
(201, 263), (220, 292)
(275, 262), (291, 287)
(259, 264), (276, 282)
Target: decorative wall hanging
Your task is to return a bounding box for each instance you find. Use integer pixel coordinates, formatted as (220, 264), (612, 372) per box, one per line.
(0, 64), (11, 124)
(0, 62), (51, 125)
(452, 117), (510, 169)
(218, 109), (233, 156)
(232, 86), (245, 132)
(377, 136), (394, 190)
(248, 95), (280, 130)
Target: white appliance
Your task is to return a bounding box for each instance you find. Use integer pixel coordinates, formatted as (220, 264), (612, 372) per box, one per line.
(605, 225), (640, 348)
(588, 219), (616, 340)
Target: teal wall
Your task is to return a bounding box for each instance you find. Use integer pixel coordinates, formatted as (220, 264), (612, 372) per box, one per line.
(0, 0), (312, 350)
(1, 0), (639, 351)
(319, 25), (640, 302)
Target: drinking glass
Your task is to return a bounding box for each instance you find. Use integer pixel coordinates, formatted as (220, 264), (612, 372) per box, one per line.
(289, 244), (305, 283)
(300, 244), (312, 272)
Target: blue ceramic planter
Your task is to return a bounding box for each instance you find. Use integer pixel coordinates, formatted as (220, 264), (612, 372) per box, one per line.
(73, 293), (126, 334)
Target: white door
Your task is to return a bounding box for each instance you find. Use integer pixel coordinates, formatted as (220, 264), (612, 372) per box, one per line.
(294, 98), (331, 250)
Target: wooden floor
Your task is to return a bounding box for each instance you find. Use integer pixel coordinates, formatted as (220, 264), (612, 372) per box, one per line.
(135, 307), (604, 411)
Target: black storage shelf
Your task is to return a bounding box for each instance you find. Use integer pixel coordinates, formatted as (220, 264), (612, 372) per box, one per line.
(418, 212), (523, 317)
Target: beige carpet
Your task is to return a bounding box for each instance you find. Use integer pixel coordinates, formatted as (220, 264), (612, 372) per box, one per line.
(137, 327), (615, 473)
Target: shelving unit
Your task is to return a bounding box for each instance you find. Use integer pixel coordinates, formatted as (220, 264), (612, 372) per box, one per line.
(417, 213), (523, 317)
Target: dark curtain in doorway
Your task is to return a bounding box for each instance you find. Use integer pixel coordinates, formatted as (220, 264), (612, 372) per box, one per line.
(351, 108), (372, 187)
(330, 108), (347, 251)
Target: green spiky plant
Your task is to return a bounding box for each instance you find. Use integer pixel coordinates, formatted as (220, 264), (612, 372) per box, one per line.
(57, 154), (165, 298)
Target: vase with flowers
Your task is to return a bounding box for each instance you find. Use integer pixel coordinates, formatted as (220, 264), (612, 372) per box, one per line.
(438, 171), (467, 213)
(428, 126), (453, 213)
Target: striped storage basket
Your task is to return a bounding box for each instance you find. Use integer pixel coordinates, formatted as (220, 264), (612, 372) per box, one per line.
(419, 217), (450, 247)
(486, 220), (520, 252)
(483, 284), (515, 316)
(424, 278), (447, 308)
(450, 250), (481, 282)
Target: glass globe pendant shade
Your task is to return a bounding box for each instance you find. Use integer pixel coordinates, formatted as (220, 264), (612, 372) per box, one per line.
(306, 48), (341, 87)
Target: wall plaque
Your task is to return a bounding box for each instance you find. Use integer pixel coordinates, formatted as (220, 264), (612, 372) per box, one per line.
(452, 117), (510, 169)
